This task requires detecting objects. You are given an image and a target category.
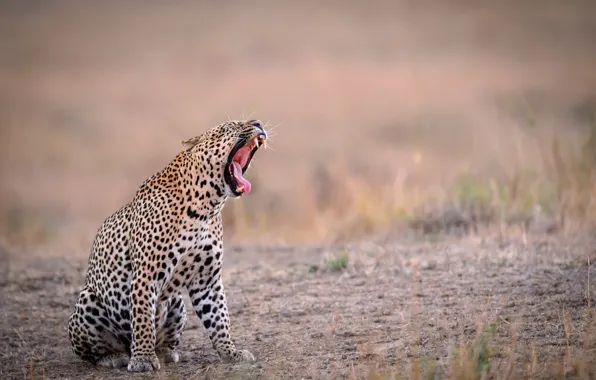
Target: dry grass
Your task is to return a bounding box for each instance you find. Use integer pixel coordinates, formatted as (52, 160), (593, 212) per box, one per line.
(1, 1), (595, 252)
(359, 317), (596, 380)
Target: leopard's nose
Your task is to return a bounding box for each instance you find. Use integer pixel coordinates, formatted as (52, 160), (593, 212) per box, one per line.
(248, 120), (264, 132)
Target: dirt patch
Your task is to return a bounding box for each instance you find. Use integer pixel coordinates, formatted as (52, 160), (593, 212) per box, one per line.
(1, 236), (595, 379)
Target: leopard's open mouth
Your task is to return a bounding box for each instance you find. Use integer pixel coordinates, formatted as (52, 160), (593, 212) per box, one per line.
(224, 134), (267, 196)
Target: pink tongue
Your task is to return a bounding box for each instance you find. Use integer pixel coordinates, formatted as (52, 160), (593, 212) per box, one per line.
(230, 161), (251, 194)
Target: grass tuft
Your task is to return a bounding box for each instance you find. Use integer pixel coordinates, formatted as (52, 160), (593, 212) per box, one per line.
(324, 253), (350, 272)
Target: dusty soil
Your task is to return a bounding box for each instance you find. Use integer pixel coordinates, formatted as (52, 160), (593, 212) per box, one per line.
(1, 235), (595, 380)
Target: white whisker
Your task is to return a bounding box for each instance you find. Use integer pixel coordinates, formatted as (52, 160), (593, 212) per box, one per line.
(263, 141), (277, 152)
(242, 110), (255, 121)
(266, 121), (284, 131)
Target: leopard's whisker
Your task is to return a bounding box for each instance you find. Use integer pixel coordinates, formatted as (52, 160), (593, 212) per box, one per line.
(265, 121), (284, 132)
(262, 142), (276, 152)
(242, 110), (255, 122)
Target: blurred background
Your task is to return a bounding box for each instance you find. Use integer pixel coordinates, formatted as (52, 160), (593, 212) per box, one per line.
(1, 0), (595, 258)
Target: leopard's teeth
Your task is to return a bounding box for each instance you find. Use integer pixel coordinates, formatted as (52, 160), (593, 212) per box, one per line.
(257, 135), (266, 149)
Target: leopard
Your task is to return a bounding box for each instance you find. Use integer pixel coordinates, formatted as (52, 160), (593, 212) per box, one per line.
(68, 119), (268, 372)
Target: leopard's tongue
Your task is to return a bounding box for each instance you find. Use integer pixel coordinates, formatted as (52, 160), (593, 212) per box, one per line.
(230, 161), (251, 194)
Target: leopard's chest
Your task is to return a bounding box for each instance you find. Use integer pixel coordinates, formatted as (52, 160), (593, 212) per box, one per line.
(157, 229), (222, 299)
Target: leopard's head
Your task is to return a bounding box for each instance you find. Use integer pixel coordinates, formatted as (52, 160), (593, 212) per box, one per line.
(182, 119), (268, 199)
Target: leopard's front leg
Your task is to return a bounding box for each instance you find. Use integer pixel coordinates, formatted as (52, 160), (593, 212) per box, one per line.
(127, 266), (161, 372)
(188, 275), (255, 363)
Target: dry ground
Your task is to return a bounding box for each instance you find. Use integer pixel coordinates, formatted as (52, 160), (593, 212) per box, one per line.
(1, 235), (596, 379)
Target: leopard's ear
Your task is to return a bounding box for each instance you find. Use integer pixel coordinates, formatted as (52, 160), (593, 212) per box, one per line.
(181, 135), (204, 150)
